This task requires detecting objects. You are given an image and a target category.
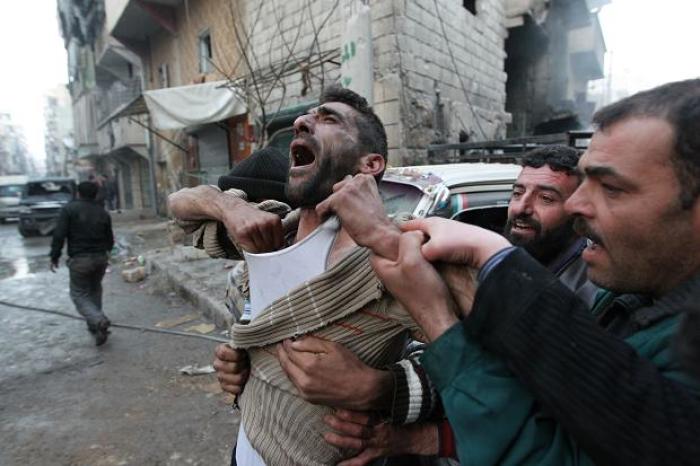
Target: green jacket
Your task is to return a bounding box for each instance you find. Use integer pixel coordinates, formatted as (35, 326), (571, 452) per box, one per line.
(421, 249), (700, 466)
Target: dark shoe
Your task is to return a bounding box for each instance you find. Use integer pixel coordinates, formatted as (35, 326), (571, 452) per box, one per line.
(94, 319), (110, 346)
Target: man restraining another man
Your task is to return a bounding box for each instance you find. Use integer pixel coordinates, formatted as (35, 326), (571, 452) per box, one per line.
(171, 81), (700, 465)
(170, 85), (597, 463)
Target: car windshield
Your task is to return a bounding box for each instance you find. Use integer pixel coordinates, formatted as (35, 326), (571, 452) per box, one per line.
(25, 181), (74, 198)
(379, 181), (424, 217)
(0, 185), (23, 197)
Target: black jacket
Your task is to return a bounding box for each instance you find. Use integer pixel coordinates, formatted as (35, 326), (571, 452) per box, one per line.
(50, 199), (114, 261)
(467, 248), (700, 466)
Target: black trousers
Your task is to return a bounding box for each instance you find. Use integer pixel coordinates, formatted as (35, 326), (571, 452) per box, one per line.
(68, 253), (109, 330)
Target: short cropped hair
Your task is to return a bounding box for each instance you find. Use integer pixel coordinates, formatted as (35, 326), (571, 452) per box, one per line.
(78, 181), (98, 200)
(320, 85), (388, 162)
(593, 79), (700, 209)
(522, 145), (581, 178)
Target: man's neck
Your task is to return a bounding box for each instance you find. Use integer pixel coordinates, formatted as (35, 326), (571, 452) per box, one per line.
(296, 207), (324, 240)
(296, 207), (357, 266)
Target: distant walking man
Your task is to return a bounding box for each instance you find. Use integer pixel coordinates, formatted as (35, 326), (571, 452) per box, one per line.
(50, 181), (114, 345)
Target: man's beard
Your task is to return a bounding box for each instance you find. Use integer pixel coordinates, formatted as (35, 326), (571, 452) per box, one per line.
(286, 158), (334, 208)
(504, 215), (577, 265)
(286, 152), (359, 208)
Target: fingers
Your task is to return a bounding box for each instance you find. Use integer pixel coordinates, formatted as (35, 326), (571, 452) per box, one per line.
(214, 344), (247, 363)
(324, 415), (371, 440)
(399, 218), (431, 234)
(286, 335), (331, 353)
(277, 341), (303, 379)
(216, 370), (249, 395)
(337, 449), (380, 466)
(400, 219), (446, 262)
(323, 410), (373, 451)
(324, 431), (367, 451)
(397, 230), (426, 258)
(333, 409), (373, 426)
(333, 175), (354, 192)
(316, 174), (377, 219)
(315, 197), (332, 218)
(232, 211), (283, 253)
(251, 217), (283, 252)
(213, 344), (249, 394)
(281, 338), (316, 367)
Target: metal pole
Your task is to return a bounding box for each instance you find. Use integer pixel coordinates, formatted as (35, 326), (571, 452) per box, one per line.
(146, 115), (159, 215)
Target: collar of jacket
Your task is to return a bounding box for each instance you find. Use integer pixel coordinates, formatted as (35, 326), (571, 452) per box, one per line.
(593, 271), (700, 337)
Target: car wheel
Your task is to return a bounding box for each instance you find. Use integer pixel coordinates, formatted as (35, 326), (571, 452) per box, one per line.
(18, 226), (36, 238)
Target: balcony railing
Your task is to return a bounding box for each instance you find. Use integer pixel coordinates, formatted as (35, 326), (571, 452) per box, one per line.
(96, 78), (142, 125)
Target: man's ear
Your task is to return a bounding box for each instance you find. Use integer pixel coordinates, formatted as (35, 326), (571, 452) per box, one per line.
(358, 153), (385, 177)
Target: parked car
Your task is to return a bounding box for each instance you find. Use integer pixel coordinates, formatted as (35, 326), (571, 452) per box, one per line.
(18, 177), (76, 237)
(379, 162), (521, 231)
(0, 175), (28, 223)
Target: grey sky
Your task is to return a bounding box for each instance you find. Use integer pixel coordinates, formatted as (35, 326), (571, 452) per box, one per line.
(0, 0), (67, 170)
(598, 0), (700, 94)
(0, 0), (697, 170)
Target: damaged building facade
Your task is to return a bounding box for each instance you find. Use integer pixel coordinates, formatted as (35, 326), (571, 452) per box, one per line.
(505, 0), (608, 136)
(44, 85), (76, 178)
(59, 0), (606, 213)
(58, 0), (155, 213)
(0, 114), (34, 176)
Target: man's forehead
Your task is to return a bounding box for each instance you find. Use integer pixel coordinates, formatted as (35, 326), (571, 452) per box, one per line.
(581, 117), (675, 173)
(310, 101), (357, 118)
(517, 165), (578, 189)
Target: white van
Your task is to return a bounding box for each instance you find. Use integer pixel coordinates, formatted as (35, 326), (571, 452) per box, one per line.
(0, 175), (28, 223)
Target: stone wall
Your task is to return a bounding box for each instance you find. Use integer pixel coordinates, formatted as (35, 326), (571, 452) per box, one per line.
(144, 0), (510, 178)
(387, 0), (509, 165)
(241, 0), (509, 166)
(147, 0), (240, 89)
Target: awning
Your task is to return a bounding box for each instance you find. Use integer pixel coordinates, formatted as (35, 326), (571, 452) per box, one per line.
(143, 80), (246, 130)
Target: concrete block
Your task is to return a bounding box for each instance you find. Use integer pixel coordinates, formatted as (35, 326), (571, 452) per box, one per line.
(384, 123), (401, 148)
(374, 100), (401, 126)
(122, 266), (146, 283)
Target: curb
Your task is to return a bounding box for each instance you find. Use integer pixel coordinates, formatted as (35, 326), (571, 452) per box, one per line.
(147, 252), (233, 331)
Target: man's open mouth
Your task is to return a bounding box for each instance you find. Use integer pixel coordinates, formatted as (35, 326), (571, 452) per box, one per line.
(513, 219), (536, 230)
(573, 218), (604, 249)
(290, 139), (316, 168)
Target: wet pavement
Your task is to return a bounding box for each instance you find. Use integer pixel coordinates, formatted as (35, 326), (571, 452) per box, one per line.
(0, 222), (53, 279)
(0, 222), (238, 466)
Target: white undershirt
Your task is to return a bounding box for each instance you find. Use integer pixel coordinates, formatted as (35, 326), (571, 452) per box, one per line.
(236, 216), (340, 466)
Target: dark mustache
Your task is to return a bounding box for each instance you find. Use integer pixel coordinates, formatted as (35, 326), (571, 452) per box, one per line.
(293, 133), (319, 154)
(573, 217), (603, 245)
(510, 214), (541, 231)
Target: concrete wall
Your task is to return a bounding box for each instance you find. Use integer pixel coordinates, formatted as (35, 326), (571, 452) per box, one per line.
(144, 0), (242, 203)
(504, 0), (603, 136)
(386, 0), (509, 164)
(240, 0), (509, 166)
(147, 0), (240, 89)
(137, 0), (511, 198)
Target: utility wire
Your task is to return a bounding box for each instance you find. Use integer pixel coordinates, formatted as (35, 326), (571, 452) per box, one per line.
(0, 300), (228, 344)
(432, 0), (487, 140)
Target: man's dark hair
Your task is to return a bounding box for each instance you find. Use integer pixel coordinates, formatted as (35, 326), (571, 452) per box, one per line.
(592, 78), (700, 209)
(522, 145), (581, 177)
(78, 181), (98, 200)
(319, 85), (388, 178)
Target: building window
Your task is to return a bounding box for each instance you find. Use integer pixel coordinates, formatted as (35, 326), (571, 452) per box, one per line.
(199, 30), (213, 73)
(463, 0), (476, 15)
(158, 63), (169, 88)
